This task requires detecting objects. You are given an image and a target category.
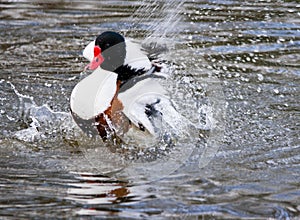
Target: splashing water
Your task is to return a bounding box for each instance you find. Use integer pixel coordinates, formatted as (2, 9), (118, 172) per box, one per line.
(3, 81), (78, 143)
(133, 0), (184, 39)
(129, 0), (186, 54)
(0, 0), (224, 182)
(76, 0), (225, 180)
(2, 70), (219, 182)
(130, 0), (227, 171)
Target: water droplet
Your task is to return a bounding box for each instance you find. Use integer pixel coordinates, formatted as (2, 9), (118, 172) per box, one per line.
(6, 115), (15, 121)
(45, 83), (52, 87)
(241, 77), (249, 82)
(273, 89), (280, 94)
(266, 160), (277, 166)
(234, 73), (240, 77)
(257, 74), (264, 81)
(257, 87), (262, 93)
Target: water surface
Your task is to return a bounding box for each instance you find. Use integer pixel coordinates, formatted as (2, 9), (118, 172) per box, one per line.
(0, 0), (299, 219)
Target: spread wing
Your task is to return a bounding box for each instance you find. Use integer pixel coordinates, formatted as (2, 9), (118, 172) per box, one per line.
(70, 68), (118, 120)
(118, 77), (166, 135)
(124, 40), (152, 71)
(118, 77), (186, 136)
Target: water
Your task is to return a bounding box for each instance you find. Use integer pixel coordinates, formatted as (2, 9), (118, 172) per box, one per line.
(0, 0), (299, 218)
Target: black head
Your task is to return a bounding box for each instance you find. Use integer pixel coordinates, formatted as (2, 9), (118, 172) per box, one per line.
(95, 31), (126, 72)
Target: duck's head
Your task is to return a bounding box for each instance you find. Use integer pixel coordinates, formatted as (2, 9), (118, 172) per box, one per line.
(84, 31), (126, 72)
(83, 31), (153, 83)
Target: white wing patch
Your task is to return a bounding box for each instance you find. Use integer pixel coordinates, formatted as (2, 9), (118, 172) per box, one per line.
(118, 78), (168, 135)
(70, 68), (117, 120)
(124, 40), (152, 71)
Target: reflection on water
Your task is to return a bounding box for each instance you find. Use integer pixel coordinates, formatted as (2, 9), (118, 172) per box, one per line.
(0, 0), (300, 219)
(67, 173), (131, 205)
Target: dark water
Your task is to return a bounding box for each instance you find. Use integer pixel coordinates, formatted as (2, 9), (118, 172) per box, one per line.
(1, 0), (299, 219)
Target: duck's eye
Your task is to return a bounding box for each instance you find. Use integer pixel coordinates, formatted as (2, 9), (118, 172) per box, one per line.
(96, 58), (99, 62)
